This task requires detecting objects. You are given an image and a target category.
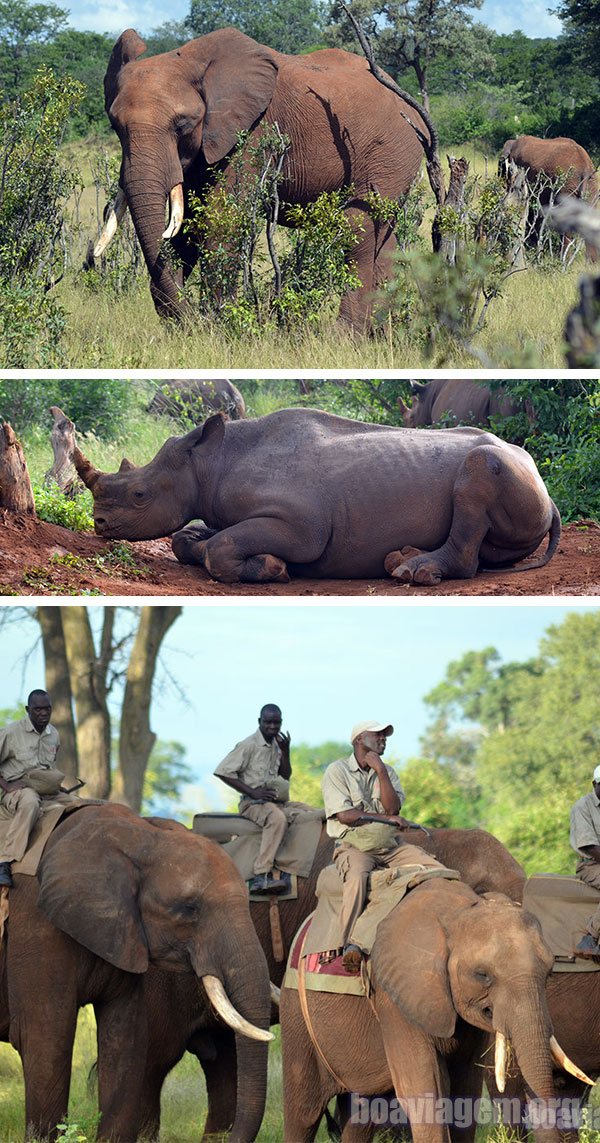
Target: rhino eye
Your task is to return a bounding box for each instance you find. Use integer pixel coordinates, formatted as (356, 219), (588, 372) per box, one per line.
(133, 488), (147, 502)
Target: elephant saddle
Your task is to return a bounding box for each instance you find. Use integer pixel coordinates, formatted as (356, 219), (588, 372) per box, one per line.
(524, 873), (600, 973)
(192, 810), (325, 898)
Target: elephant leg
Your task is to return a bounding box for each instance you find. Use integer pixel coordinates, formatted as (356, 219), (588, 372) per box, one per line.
(338, 208), (377, 331)
(444, 1027), (487, 1143)
(281, 989), (336, 1142)
(94, 979), (147, 1140)
(201, 1028), (237, 1136)
(174, 518), (322, 583)
(377, 993), (451, 1143)
(385, 444), (548, 585)
(171, 522), (221, 565)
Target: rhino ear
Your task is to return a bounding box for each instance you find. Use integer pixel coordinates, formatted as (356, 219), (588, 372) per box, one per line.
(182, 412), (227, 452)
(119, 457), (137, 472)
(37, 809), (149, 974)
(410, 381), (428, 397)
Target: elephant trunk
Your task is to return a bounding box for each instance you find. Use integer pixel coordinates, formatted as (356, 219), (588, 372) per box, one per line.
(192, 917), (271, 1140)
(500, 985), (561, 1142)
(120, 134), (187, 321)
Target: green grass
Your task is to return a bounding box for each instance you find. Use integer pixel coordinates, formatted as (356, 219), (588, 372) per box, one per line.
(42, 137), (587, 370)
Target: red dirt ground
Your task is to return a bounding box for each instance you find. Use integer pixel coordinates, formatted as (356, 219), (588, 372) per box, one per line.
(1, 513), (599, 597)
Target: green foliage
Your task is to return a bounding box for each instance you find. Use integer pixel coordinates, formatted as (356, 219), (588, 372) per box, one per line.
(0, 0), (68, 100)
(184, 130), (364, 330)
(421, 612), (600, 875)
(0, 379), (136, 436)
(398, 755), (480, 828)
(33, 484), (93, 531)
(186, 0), (327, 54)
(289, 741), (347, 806)
(83, 152), (144, 297)
(142, 740), (194, 815)
(0, 66), (82, 365)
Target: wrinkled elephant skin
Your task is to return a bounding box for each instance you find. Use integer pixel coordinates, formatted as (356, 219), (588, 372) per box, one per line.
(74, 408), (561, 586)
(281, 881), (560, 1143)
(102, 27), (428, 329)
(0, 804), (271, 1142)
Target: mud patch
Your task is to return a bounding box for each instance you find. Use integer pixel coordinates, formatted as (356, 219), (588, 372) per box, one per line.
(0, 513), (598, 597)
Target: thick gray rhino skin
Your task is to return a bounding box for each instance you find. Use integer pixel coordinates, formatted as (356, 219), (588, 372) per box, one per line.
(73, 408), (561, 585)
(399, 379), (521, 428)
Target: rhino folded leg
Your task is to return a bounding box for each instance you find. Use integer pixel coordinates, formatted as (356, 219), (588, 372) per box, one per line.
(180, 519), (302, 583)
(385, 444), (552, 585)
(172, 522), (220, 565)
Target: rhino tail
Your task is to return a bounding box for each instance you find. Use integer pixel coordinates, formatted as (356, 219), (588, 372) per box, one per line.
(503, 500), (562, 574)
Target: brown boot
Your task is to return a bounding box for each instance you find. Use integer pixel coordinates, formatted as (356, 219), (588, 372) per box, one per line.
(342, 944), (364, 974)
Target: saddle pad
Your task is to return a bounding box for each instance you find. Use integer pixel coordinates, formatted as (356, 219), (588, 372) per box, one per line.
(284, 914), (367, 997)
(524, 873), (600, 973)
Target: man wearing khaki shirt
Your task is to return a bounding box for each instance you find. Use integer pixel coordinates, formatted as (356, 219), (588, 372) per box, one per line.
(0, 689), (61, 888)
(214, 703), (312, 895)
(570, 764), (600, 958)
(322, 719), (444, 972)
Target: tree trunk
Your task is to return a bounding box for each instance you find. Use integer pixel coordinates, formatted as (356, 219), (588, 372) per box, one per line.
(433, 155), (470, 261)
(37, 608), (79, 779)
(112, 606), (181, 812)
(44, 406), (79, 496)
(0, 422), (35, 515)
(61, 608), (113, 798)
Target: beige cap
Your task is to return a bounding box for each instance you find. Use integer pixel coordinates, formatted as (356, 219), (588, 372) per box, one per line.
(350, 720), (394, 743)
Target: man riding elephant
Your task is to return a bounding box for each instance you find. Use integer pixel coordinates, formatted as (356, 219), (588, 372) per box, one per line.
(570, 765), (600, 958)
(321, 719), (445, 973)
(214, 703), (313, 895)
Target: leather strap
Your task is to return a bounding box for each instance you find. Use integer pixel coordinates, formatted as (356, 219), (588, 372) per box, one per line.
(269, 896), (285, 962)
(297, 928), (349, 1088)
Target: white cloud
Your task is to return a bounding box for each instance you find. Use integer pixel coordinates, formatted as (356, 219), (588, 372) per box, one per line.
(65, 0), (188, 35)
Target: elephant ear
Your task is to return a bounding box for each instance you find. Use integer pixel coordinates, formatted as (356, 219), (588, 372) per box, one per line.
(196, 29), (279, 164)
(37, 810), (149, 974)
(371, 888), (456, 1038)
(104, 29), (147, 113)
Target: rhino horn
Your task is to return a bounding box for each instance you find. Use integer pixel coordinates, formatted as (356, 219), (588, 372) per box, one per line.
(118, 457), (137, 472)
(73, 447), (104, 490)
(397, 396), (411, 415)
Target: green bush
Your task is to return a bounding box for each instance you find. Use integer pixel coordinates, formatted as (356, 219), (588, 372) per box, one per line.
(33, 484), (93, 531)
(0, 379), (136, 437)
(0, 67), (83, 366)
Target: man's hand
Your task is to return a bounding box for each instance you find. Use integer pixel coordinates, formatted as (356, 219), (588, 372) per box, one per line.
(277, 731), (291, 752)
(354, 741), (383, 770)
(251, 785), (279, 801)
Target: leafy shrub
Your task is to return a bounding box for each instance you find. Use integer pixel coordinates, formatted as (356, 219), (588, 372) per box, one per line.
(0, 67), (83, 365)
(83, 151), (145, 297)
(0, 379), (136, 437)
(33, 485), (93, 531)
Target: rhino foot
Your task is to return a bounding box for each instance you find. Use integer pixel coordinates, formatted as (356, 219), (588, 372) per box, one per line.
(247, 554), (290, 583)
(385, 547), (443, 586)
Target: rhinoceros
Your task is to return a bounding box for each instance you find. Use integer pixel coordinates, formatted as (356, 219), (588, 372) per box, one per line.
(147, 378), (246, 422)
(73, 408), (560, 586)
(397, 380), (522, 429)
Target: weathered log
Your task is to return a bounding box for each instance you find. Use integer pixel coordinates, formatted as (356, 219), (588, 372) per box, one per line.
(545, 197), (600, 367)
(432, 155), (470, 263)
(0, 421), (36, 515)
(44, 405), (80, 497)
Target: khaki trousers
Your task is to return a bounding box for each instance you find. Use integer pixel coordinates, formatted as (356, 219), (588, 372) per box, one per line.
(241, 800), (313, 875)
(0, 787), (42, 863)
(334, 839), (445, 947)
(576, 859), (600, 937)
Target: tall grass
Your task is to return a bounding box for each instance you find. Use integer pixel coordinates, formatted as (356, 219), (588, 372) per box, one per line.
(45, 139), (587, 370)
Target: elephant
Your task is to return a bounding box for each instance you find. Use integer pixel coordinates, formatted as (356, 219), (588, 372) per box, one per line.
(498, 135), (598, 260)
(280, 879), (570, 1143)
(72, 407), (561, 587)
(0, 803), (272, 1142)
(397, 380), (523, 431)
(133, 824), (533, 1138)
(95, 27), (427, 329)
(147, 378), (246, 423)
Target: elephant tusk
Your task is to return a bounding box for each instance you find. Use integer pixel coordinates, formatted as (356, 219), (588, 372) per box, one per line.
(495, 1031), (507, 1094)
(270, 983), (280, 1005)
(162, 183), (184, 240)
(93, 188), (128, 258)
(202, 975), (274, 1043)
(549, 1035), (594, 1086)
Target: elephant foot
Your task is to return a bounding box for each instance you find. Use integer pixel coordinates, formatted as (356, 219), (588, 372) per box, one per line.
(384, 547), (443, 586)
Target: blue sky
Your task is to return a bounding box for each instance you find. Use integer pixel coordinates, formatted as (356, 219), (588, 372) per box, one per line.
(0, 600), (595, 816)
(63, 0), (563, 40)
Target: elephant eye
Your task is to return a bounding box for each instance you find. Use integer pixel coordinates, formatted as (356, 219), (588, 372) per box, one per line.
(474, 969), (492, 986)
(176, 898), (200, 917)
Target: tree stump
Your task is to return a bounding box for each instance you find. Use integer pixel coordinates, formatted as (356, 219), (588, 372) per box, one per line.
(432, 155), (469, 261)
(0, 421), (36, 515)
(564, 275), (600, 369)
(44, 406), (80, 496)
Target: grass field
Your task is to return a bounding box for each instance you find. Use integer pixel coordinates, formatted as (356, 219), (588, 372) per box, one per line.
(42, 140), (586, 370)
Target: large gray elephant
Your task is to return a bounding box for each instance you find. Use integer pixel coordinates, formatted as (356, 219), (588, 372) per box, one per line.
(280, 879), (574, 1143)
(96, 27), (427, 329)
(0, 803), (272, 1142)
(72, 408), (561, 587)
(499, 135), (598, 260)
